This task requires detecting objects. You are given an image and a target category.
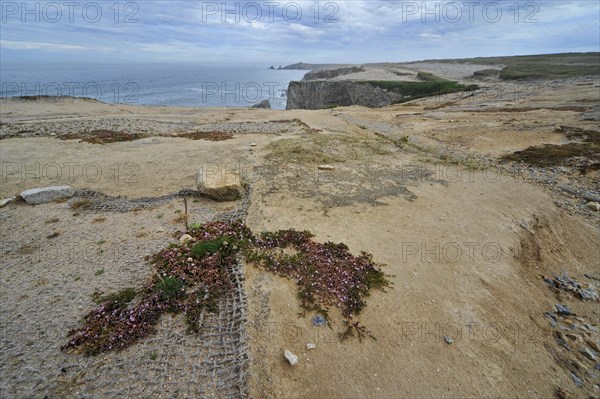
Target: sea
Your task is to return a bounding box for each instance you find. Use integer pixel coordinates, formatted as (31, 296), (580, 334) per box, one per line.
(0, 63), (307, 110)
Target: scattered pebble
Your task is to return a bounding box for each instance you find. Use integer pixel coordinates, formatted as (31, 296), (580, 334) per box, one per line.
(284, 350), (298, 366)
(571, 372), (583, 387)
(306, 343), (316, 350)
(250, 142), (257, 147)
(543, 312), (558, 327)
(318, 164), (334, 171)
(556, 304), (573, 316)
(580, 347), (598, 362)
(179, 234), (194, 244)
(312, 315), (327, 327)
(444, 336), (453, 344)
(0, 197), (16, 208)
(586, 202), (600, 212)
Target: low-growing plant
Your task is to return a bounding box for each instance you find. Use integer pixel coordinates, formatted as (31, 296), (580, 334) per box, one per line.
(190, 237), (227, 259)
(246, 229), (392, 340)
(63, 220), (391, 355)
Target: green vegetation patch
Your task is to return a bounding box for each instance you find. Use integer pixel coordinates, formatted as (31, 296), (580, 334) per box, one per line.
(63, 221), (391, 354)
(416, 71), (449, 82)
(247, 229), (391, 340)
(361, 80), (479, 103)
(449, 53), (600, 80)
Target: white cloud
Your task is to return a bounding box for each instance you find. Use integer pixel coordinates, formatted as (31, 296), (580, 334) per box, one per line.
(0, 40), (86, 51)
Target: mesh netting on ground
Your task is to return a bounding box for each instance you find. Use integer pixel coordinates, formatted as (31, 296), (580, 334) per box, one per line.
(0, 186), (253, 398)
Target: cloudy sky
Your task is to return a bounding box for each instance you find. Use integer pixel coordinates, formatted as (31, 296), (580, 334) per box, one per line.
(1, 0), (598, 65)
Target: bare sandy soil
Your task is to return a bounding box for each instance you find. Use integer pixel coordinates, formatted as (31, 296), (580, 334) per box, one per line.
(1, 66), (599, 398)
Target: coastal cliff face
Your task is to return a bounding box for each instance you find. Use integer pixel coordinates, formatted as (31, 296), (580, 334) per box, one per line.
(286, 80), (405, 110)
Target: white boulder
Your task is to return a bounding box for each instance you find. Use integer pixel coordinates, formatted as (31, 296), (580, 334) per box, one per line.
(20, 186), (74, 205)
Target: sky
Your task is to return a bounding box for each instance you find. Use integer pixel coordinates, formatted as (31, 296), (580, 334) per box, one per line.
(1, 0), (599, 65)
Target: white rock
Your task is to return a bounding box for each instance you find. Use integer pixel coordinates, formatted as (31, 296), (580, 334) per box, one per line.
(284, 350), (298, 366)
(587, 202), (600, 212)
(318, 164), (334, 171)
(196, 169), (243, 202)
(20, 186), (74, 205)
(179, 234), (194, 244)
(306, 343), (316, 350)
(0, 197), (16, 208)
(250, 142), (258, 147)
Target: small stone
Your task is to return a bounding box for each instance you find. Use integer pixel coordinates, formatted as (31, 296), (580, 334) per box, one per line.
(587, 339), (600, 352)
(571, 372), (583, 387)
(564, 319), (574, 325)
(578, 288), (598, 301)
(196, 169), (243, 202)
(566, 333), (581, 341)
(595, 364), (600, 371)
(318, 164), (334, 171)
(306, 343), (316, 350)
(250, 142), (258, 147)
(20, 186), (74, 205)
(284, 350), (298, 366)
(0, 197), (16, 208)
(556, 304), (572, 316)
(179, 234), (194, 244)
(444, 336), (453, 345)
(587, 202), (600, 212)
(157, 227), (165, 233)
(580, 347), (598, 362)
(312, 315), (327, 327)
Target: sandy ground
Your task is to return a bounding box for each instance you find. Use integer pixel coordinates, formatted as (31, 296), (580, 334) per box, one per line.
(1, 65), (599, 398)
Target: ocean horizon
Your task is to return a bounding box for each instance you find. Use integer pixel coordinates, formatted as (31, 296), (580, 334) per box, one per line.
(0, 63), (307, 110)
